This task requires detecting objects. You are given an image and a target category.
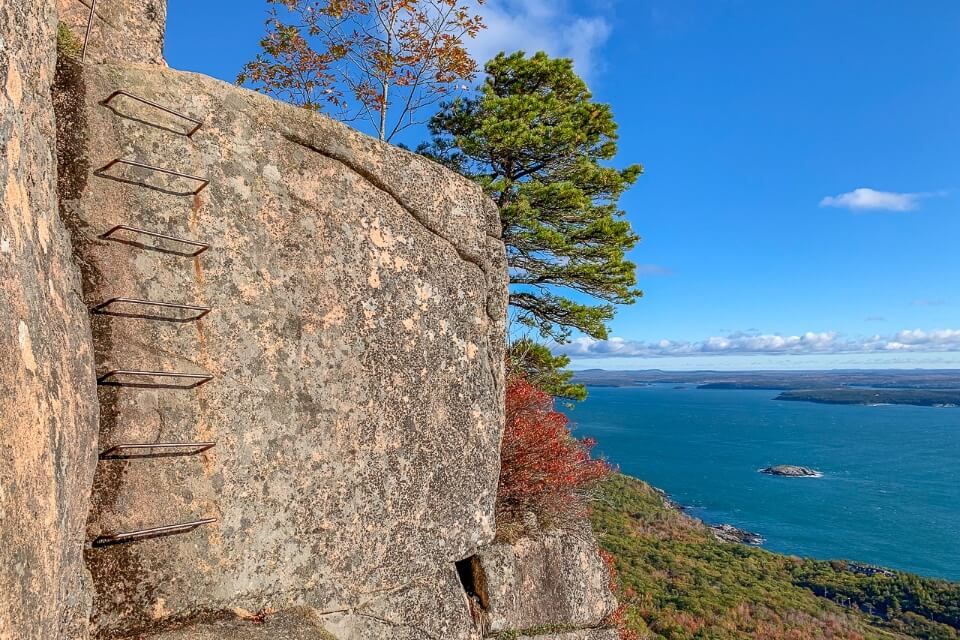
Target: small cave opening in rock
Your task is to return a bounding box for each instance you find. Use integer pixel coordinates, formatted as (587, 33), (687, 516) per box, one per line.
(455, 555), (490, 613)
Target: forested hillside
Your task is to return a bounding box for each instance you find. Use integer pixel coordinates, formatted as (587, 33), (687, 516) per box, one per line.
(592, 474), (960, 640)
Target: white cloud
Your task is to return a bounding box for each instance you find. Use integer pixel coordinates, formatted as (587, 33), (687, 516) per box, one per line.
(467, 0), (612, 77)
(556, 329), (960, 359)
(819, 187), (945, 212)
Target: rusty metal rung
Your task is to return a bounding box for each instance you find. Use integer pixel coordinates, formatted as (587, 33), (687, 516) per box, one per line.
(100, 442), (216, 459)
(99, 158), (209, 194)
(102, 90), (204, 136)
(92, 518), (216, 547)
(90, 297), (211, 321)
(100, 224), (210, 257)
(81, 0), (98, 64)
(97, 369), (213, 389)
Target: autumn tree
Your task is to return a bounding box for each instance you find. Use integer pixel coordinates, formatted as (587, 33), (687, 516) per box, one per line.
(421, 51), (643, 343)
(497, 376), (610, 535)
(238, 0), (485, 142)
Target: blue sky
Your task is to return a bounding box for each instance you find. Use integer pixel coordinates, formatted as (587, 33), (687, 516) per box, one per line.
(166, 0), (960, 370)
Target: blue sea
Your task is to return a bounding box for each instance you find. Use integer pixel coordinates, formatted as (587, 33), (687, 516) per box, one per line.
(567, 384), (960, 581)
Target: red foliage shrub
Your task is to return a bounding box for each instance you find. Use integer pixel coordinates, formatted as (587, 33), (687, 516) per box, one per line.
(496, 377), (611, 530)
(599, 548), (619, 592)
(600, 549), (641, 640)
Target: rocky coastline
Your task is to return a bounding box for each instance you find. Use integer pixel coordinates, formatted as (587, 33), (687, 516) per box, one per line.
(709, 524), (766, 545)
(649, 485), (765, 546)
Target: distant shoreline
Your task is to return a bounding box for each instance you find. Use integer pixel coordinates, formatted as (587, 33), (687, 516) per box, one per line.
(775, 388), (960, 407)
(572, 369), (960, 408)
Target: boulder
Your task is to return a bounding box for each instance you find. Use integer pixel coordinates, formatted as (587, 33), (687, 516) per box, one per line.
(475, 527), (617, 634)
(318, 565), (480, 640)
(59, 54), (507, 637)
(0, 0), (99, 638)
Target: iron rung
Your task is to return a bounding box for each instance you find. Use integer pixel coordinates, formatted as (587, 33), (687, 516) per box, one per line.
(81, 0), (98, 64)
(99, 158), (209, 195)
(102, 90), (204, 136)
(97, 369), (213, 389)
(92, 518), (216, 547)
(99, 442), (216, 459)
(90, 297), (211, 321)
(100, 224), (210, 257)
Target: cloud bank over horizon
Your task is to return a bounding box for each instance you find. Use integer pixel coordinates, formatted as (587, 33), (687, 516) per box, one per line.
(466, 0), (612, 77)
(555, 329), (960, 359)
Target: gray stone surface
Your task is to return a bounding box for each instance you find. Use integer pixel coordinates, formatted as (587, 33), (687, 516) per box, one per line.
(318, 564), (479, 640)
(0, 0), (99, 638)
(131, 608), (338, 640)
(57, 0), (167, 65)
(477, 527), (617, 634)
(135, 567), (479, 640)
(60, 59), (506, 638)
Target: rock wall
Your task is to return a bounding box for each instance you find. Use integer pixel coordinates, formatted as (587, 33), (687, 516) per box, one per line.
(56, 0), (166, 66)
(0, 1), (99, 639)
(59, 34), (507, 640)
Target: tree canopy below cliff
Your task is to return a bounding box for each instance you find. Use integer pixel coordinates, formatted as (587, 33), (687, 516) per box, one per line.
(420, 51), (642, 344)
(593, 474), (960, 640)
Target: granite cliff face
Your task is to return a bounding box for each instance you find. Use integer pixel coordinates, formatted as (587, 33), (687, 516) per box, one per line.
(2, 2), (616, 638)
(0, 2), (99, 638)
(61, 50), (507, 640)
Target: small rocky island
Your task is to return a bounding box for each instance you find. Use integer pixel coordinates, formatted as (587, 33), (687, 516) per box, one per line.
(761, 465), (822, 477)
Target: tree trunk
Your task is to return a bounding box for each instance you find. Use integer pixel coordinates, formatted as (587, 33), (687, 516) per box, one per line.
(380, 80), (388, 141)
(380, 21), (391, 141)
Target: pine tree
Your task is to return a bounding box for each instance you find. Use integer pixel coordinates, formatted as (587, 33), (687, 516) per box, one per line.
(508, 338), (587, 402)
(421, 51), (642, 343)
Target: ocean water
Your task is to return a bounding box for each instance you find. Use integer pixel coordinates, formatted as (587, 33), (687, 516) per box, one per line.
(566, 384), (960, 580)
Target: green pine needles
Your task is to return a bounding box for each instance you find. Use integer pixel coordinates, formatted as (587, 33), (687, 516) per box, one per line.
(421, 51), (643, 344)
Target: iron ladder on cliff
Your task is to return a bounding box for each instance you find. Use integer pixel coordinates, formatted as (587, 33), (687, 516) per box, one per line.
(80, 30), (219, 545)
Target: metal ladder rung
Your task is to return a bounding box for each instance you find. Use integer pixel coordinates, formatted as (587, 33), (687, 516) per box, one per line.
(102, 90), (204, 136)
(100, 224), (210, 257)
(81, 0), (99, 64)
(98, 158), (209, 195)
(100, 442), (216, 459)
(97, 369), (213, 389)
(90, 297), (211, 321)
(92, 518), (216, 547)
